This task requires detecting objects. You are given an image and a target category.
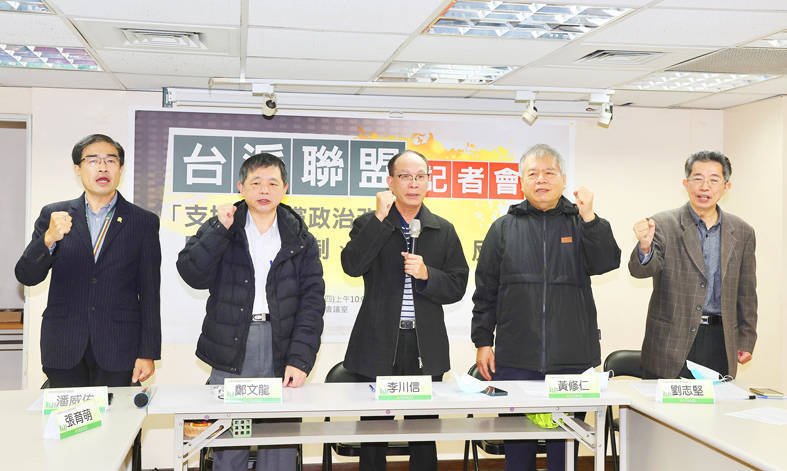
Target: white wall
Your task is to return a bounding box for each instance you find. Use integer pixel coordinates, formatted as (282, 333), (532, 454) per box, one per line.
(4, 86), (784, 467)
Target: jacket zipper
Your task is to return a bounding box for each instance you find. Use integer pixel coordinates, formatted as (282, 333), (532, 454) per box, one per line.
(541, 215), (547, 373)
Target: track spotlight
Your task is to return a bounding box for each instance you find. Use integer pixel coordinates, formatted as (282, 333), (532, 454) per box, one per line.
(522, 100), (538, 125)
(598, 102), (613, 127)
(252, 83), (277, 119)
(262, 95), (277, 119)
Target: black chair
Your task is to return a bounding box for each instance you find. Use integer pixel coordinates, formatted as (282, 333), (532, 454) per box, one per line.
(462, 365), (546, 471)
(321, 361), (411, 471)
(200, 445), (303, 471)
(603, 350), (643, 471)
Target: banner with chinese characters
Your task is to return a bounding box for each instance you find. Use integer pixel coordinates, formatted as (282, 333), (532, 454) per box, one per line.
(134, 110), (573, 343)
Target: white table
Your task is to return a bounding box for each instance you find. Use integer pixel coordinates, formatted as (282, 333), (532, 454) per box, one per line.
(0, 387), (147, 471)
(616, 381), (785, 471)
(148, 381), (631, 471)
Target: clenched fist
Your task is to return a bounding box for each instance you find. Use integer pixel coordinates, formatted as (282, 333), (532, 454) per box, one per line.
(44, 211), (72, 248)
(375, 190), (395, 222)
(633, 218), (656, 254)
(573, 187), (595, 222)
(217, 204), (236, 229)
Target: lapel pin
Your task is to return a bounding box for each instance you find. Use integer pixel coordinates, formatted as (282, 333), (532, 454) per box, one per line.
(117, 217), (123, 223)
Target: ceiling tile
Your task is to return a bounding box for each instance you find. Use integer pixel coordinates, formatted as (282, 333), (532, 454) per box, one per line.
(678, 93), (774, 109)
(246, 58), (382, 81)
(727, 75), (787, 95)
(396, 35), (564, 66)
(248, 0), (445, 34)
(610, 90), (711, 107)
(0, 11), (82, 46)
(588, 8), (787, 47)
(95, 50), (239, 76)
(49, 0), (240, 25)
(247, 28), (407, 61)
(495, 66), (647, 88)
(115, 73), (212, 90)
(528, 42), (716, 71)
(0, 68), (120, 89)
(656, 0), (787, 9)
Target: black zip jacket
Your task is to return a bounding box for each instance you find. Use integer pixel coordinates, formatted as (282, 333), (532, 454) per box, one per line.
(471, 196), (620, 372)
(341, 204), (469, 378)
(176, 201), (325, 376)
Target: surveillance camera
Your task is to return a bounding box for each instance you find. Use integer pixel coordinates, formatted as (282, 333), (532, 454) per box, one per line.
(522, 100), (538, 125)
(598, 102), (613, 127)
(262, 97), (277, 119)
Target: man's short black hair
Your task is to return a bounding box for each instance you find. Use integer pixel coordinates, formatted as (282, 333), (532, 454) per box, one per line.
(386, 149), (429, 176)
(239, 153), (288, 185)
(684, 150), (732, 182)
(71, 134), (125, 166)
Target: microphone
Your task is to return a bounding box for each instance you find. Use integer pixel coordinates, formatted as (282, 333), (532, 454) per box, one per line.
(134, 387), (151, 408)
(408, 219), (421, 254)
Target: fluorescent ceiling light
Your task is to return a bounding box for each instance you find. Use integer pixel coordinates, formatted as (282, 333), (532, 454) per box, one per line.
(620, 71), (777, 93)
(0, 44), (102, 71)
(426, 1), (631, 40)
(746, 31), (787, 48)
(377, 62), (516, 84)
(0, 0), (50, 12)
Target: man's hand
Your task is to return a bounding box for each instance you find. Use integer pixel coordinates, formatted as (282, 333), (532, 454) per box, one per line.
(633, 218), (656, 255)
(401, 252), (428, 280)
(44, 211), (72, 248)
(738, 350), (752, 364)
(132, 358), (155, 383)
(282, 365), (307, 388)
(375, 190), (395, 222)
(573, 187), (595, 222)
(476, 346), (496, 381)
(217, 204), (236, 230)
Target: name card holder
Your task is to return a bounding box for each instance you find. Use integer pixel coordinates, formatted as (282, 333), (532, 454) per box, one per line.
(55, 399), (103, 439)
(224, 378), (282, 404)
(43, 386), (109, 415)
(545, 374), (600, 399)
(658, 379), (714, 404)
(375, 375), (432, 400)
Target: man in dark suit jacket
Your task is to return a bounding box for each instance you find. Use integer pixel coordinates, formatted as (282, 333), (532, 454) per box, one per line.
(15, 134), (161, 388)
(630, 150), (757, 379)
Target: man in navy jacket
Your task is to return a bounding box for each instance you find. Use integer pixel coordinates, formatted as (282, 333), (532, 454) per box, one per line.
(16, 134), (161, 388)
(177, 153), (324, 471)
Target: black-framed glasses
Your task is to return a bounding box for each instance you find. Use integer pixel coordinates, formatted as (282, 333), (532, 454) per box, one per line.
(396, 173), (430, 183)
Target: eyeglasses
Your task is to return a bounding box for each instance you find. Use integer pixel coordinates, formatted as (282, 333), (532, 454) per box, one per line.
(81, 154), (120, 167)
(395, 173), (430, 184)
(524, 169), (561, 180)
(688, 176), (724, 188)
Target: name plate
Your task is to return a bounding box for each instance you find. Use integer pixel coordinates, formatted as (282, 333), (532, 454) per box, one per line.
(224, 378), (282, 403)
(375, 375), (432, 400)
(658, 379), (714, 404)
(43, 386), (108, 415)
(55, 399), (102, 439)
(546, 374), (600, 398)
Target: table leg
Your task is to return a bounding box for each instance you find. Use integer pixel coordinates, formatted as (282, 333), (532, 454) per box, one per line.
(618, 406), (627, 471)
(594, 406), (606, 471)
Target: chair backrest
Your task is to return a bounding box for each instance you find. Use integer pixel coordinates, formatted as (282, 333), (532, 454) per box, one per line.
(325, 361), (365, 383)
(603, 350), (643, 379)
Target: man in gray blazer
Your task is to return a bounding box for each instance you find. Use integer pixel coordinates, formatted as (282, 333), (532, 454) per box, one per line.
(630, 150), (757, 379)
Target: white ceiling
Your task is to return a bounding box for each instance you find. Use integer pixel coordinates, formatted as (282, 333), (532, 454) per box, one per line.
(0, 0), (785, 110)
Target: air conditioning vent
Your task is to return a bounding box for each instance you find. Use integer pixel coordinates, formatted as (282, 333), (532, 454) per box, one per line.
(120, 29), (207, 50)
(576, 49), (664, 65)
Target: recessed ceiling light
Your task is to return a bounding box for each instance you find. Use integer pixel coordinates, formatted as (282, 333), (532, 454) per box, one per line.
(376, 62), (516, 84)
(620, 71), (777, 93)
(0, 44), (102, 71)
(0, 0), (50, 13)
(746, 31), (787, 48)
(425, 1), (631, 40)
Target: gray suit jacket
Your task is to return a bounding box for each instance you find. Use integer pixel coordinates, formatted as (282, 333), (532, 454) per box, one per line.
(628, 204), (757, 378)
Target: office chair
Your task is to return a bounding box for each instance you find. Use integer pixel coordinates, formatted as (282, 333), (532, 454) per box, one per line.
(321, 361), (411, 471)
(602, 349), (643, 471)
(462, 364), (546, 471)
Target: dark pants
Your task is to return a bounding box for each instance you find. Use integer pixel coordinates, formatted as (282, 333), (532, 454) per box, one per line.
(494, 366), (586, 471)
(43, 341), (132, 387)
(644, 322), (728, 379)
(355, 328), (442, 471)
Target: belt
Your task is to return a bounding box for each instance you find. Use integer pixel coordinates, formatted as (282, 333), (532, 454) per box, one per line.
(700, 314), (721, 326)
(399, 319), (416, 330)
(252, 313), (270, 322)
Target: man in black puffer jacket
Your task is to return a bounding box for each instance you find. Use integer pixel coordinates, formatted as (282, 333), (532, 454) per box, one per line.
(472, 144), (620, 471)
(177, 153), (324, 471)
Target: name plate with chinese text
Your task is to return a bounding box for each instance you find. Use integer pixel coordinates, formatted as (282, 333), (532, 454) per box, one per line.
(546, 374), (600, 398)
(55, 399), (102, 439)
(658, 379), (714, 404)
(224, 378), (282, 404)
(375, 376), (432, 400)
(43, 386), (108, 415)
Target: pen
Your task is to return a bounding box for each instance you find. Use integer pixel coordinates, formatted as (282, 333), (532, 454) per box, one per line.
(369, 384), (375, 393)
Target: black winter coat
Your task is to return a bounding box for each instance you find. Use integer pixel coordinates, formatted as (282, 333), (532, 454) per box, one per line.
(471, 196), (620, 373)
(341, 204), (469, 378)
(176, 201), (325, 376)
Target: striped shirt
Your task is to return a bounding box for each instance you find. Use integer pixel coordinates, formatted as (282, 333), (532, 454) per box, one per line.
(399, 214), (417, 323)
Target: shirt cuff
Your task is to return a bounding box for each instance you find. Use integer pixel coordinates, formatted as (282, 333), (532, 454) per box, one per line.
(637, 247), (652, 265)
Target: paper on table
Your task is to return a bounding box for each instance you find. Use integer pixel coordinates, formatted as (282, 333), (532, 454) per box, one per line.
(726, 407), (787, 425)
(517, 381), (548, 398)
(630, 382), (660, 400)
(28, 394), (44, 411)
(714, 382), (754, 401)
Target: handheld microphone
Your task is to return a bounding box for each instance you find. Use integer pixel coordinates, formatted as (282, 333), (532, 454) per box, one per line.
(408, 219), (421, 254)
(134, 387), (151, 408)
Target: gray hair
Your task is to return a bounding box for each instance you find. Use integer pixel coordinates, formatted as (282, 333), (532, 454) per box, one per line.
(519, 143), (565, 175)
(684, 150), (731, 182)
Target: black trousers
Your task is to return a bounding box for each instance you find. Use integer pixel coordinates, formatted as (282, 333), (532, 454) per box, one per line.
(43, 341), (133, 388)
(644, 322), (728, 379)
(355, 328), (443, 471)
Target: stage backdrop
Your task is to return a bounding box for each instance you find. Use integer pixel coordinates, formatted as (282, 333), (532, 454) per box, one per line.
(133, 110), (574, 344)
